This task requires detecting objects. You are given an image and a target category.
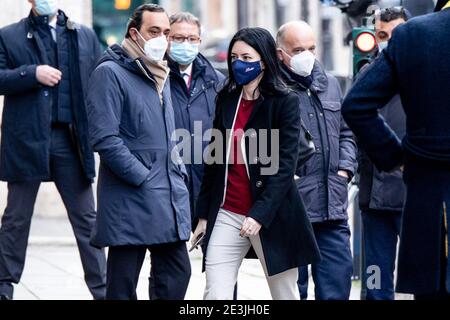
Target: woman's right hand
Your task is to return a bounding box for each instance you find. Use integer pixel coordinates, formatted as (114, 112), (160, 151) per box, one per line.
(191, 219), (207, 247)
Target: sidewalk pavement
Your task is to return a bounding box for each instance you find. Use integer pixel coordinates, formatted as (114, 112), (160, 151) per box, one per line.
(9, 217), (368, 300)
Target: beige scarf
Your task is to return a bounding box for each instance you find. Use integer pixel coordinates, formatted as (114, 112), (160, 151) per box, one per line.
(122, 38), (170, 101)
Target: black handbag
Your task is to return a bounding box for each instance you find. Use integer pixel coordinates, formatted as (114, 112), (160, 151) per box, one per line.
(298, 118), (316, 167)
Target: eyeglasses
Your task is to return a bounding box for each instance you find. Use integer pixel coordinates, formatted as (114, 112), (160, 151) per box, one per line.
(170, 35), (201, 44)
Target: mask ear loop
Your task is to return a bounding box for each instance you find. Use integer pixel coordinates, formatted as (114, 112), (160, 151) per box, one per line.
(132, 28), (147, 53)
(279, 48), (298, 74)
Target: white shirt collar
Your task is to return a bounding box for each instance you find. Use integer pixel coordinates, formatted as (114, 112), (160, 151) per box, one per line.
(180, 63), (193, 77)
(48, 16), (57, 29)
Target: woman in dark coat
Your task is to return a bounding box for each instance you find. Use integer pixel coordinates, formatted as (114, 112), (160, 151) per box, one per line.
(192, 27), (320, 300)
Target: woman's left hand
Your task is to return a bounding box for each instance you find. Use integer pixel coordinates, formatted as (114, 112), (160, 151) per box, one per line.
(240, 217), (262, 237)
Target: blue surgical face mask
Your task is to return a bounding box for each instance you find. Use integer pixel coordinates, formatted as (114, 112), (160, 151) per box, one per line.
(231, 60), (263, 86)
(169, 42), (199, 66)
(378, 41), (388, 52)
(34, 0), (58, 16)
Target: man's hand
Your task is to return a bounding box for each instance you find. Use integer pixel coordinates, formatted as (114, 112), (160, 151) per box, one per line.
(36, 65), (62, 87)
(191, 219), (207, 247)
(338, 170), (350, 179)
(240, 217), (262, 237)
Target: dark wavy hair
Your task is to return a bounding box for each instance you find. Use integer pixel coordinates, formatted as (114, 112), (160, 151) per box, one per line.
(125, 4), (167, 38)
(218, 27), (288, 100)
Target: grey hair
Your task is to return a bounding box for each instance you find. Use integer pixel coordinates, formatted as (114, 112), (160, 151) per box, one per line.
(169, 12), (202, 35)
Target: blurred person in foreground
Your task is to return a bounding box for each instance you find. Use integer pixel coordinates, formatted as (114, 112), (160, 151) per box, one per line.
(342, 0), (450, 300)
(358, 7), (409, 300)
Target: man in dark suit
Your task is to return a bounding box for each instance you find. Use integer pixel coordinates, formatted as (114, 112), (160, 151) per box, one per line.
(342, 0), (450, 299)
(0, 0), (106, 300)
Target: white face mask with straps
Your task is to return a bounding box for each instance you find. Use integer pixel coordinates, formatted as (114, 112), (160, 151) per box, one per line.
(135, 30), (168, 62)
(290, 50), (316, 77)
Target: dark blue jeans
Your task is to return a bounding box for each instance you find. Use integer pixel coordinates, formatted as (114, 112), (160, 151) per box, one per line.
(298, 220), (353, 300)
(361, 209), (402, 300)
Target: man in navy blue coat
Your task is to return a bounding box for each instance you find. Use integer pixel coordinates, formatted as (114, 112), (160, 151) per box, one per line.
(358, 7), (409, 301)
(167, 12), (225, 226)
(342, 1), (450, 299)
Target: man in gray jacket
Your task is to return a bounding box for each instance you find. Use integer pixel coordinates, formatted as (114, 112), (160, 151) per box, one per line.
(277, 21), (358, 300)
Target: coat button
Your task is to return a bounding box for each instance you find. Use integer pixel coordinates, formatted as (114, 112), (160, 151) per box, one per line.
(256, 181), (263, 188)
(44, 91), (49, 97)
(320, 113), (324, 117)
(20, 71), (26, 77)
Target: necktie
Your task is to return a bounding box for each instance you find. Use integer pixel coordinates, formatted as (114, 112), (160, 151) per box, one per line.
(49, 25), (57, 42)
(182, 72), (191, 90)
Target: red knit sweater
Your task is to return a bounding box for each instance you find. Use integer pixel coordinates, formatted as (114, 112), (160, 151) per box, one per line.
(223, 98), (256, 216)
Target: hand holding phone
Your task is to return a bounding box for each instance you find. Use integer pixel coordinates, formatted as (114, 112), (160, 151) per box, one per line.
(189, 232), (205, 252)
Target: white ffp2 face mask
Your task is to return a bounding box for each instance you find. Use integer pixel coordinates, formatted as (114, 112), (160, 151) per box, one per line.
(136, 31), (168, 62)
(290, 50), (316, 77)
(378, 41), (388, 52)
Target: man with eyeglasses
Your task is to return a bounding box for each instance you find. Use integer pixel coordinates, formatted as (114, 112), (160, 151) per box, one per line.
(358, 6), (409, 300)
(86, 4), (192, 300)
(343, 0), (450, 299)
(167, 12), (225, 227)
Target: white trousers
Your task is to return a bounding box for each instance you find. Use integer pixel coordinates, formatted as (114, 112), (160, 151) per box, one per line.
(204, 208), (300, 300)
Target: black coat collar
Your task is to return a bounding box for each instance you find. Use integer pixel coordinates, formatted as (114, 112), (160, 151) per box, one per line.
(27, 10), (79, 33)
